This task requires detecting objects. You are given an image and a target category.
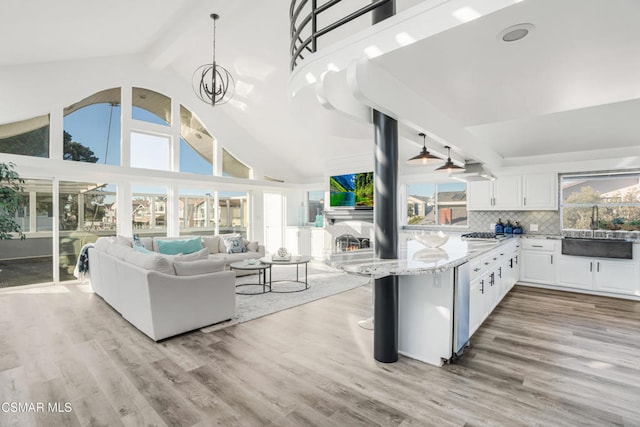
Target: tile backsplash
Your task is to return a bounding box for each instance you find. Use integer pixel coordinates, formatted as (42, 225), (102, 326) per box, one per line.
(469, 210), (561, 235)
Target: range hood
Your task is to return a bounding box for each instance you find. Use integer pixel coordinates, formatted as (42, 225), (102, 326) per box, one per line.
(450, 163), (494, 182)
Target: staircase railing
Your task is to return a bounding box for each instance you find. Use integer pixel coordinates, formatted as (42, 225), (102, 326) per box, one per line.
(290, 0), (393, 71)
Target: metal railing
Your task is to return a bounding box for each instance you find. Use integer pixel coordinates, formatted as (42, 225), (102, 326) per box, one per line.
(289, 0), (393, 71)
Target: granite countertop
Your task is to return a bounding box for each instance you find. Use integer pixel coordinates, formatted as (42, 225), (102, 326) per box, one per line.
(340, 233), (515, 278)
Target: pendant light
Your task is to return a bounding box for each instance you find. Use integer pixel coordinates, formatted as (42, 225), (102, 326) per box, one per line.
(406, 133), (441, 165)
(192, 13), (235, 107)
(435, 146), (466, 172)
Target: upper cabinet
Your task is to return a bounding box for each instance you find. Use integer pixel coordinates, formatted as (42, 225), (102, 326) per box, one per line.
(468, 173), (558, 211)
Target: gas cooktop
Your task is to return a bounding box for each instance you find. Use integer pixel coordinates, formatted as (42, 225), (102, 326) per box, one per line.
(461, 232), (504, 240)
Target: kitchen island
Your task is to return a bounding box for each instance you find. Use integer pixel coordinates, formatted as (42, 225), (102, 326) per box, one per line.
(341, 233), (520, 366)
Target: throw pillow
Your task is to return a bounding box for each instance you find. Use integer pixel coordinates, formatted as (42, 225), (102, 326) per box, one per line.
(244, 239), (259, 252)
(106, 244), (134, 260)
(155, 237), (203, 255)
(132, 234), (145, 248)
(173, 259), (225, 276)
(202, 236), (220, 254)
(134, 245), (154, 254)
(223, 236), (247, 254)
(218, 233), (239, 252)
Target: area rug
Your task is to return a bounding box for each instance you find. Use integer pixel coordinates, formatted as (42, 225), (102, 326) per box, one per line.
(201, 262), (370, 332)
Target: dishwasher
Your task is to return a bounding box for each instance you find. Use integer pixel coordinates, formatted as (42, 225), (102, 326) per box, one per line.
(451, 261), (470, 361)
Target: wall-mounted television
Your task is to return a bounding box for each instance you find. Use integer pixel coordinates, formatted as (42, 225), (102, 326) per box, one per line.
(329, 172), (374, 208)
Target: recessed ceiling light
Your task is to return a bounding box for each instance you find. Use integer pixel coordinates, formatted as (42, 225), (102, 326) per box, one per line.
(498, 23), (535, 42)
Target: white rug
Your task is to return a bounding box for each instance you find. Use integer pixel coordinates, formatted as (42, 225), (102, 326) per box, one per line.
(201, 262), (370, 332)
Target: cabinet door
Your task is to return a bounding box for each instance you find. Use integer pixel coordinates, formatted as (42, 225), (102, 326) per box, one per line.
(469, 276), (485, 336)
(285, 228), (300, 255)
(493, 177), (522, 210)
(523, 173), (558, 210)
(310, 229), (325, 259)
(467, 181), (494, 210)
(556, 256), (593, 290)
(520, 250), (555, 284)
(594, 259), (639, 295)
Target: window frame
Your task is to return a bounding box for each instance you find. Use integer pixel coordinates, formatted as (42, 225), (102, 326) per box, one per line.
(404, 181), (468, 227)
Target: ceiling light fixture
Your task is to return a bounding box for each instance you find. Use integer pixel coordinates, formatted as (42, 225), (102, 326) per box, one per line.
(498, 23), (535, 42)
(193, 13), (235, 107)
(406, 133), (441, 165)
(435, 146), (466, 172)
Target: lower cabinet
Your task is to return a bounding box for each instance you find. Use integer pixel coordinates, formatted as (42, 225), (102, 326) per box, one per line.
(468, 240), (520, 337)
(520, 240), (640, 297)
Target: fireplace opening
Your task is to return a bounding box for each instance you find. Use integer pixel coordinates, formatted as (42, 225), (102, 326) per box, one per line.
(335, 234), (371, 253)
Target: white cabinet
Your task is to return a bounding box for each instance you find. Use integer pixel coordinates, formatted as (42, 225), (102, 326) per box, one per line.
(556, 256), (593, 290)
(468, 173), (557, 211)
(555, 254), (639, 296)
(594, 259), (639, 295)
(310, 228), (325, 259)
(520, 239), (556, 285)
(523, 173), (558, 210)
(285, 227), (311, 256)
(468, 239), (520, 337)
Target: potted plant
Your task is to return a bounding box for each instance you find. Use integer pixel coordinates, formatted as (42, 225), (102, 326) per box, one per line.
(0, 162), (26, 240)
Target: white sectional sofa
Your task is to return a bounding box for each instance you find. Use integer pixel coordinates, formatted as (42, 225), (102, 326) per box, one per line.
(89, 234), (262, 341)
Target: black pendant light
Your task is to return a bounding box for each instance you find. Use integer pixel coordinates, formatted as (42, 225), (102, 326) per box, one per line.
(406, 133), (441, 165)
(435, 146), (466, 172)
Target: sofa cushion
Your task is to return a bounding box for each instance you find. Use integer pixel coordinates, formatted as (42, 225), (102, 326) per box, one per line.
(202, 236), (220, 254)
(117, 235), (133, 247)
(107, 243), (134, 260)
(244, 239), (259, 252)
(223, 236), (246, 254)
(124, 251), (175, 275)
(94, 236), (114, 252)
(173, 248), (209, 262)
(173, 259), (225, 276)
(156, 237), (203, 255)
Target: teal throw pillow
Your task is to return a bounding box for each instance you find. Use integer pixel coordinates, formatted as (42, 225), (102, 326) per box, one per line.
(224, 236), (247, 254)
(134, 245), (154, 254)
(156, 237), (203, 255)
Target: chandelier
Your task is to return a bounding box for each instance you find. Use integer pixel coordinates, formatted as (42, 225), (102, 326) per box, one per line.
(192, 13), (235, 107)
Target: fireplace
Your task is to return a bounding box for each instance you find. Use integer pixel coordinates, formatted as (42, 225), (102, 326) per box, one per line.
(335, 234), (370, 253)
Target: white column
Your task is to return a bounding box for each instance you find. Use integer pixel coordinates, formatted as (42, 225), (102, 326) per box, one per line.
(52, 178), (60, 283)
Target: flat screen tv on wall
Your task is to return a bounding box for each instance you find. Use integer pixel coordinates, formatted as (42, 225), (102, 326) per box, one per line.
(329, 172), (374, 208)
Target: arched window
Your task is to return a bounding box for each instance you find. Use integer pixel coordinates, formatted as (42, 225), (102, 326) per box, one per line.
(132, 87), (171, 126)
(0, 115), (50, 158)
(63, 88), (121, 165)
(179, 105), (213, 175)
(222, 148), (251, 178)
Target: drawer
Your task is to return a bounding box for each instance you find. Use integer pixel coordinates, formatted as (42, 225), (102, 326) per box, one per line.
(521, 239), (556, 251)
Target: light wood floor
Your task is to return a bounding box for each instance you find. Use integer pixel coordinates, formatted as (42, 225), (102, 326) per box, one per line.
(1, 283), (639, 426)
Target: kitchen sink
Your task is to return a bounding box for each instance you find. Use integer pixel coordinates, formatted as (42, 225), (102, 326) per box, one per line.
(561, 237), (633, 259)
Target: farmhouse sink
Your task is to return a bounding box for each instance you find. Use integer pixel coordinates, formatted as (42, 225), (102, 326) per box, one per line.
(561, 237), (633, 259)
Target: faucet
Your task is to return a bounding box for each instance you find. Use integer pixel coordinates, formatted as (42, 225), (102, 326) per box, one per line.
(590, 205), (599, 237)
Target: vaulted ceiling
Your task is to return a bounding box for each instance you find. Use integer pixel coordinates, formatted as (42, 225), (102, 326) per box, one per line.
(1, 0), (639, 181)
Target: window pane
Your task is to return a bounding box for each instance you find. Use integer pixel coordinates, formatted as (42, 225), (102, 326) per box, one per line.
(132, 87), (171, 126)
(180, 105), (214, 175)
(179, 190), (216, 234)
(407, 183), (436, 225)
(219, 191), (248, 238)
(0, 178), (53, 288)
(562, 173), (640, 230)
(222, 149), (250, 178)
(59, 182), (117, 281)
(307, 190), (324, 223)
(130, 132), (170, 171)
(180, 138), (213, 175)
(437, 182), (468, 226)
(0, 115), (49, 158)
(132, 186), (167, 235)
(63, 88), (121, 165)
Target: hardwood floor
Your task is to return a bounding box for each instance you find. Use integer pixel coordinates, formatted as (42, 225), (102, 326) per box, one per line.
(1, 282), (639, 426)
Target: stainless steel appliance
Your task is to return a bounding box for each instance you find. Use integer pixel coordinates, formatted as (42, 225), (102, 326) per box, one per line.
(452, 261), (470, 360)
